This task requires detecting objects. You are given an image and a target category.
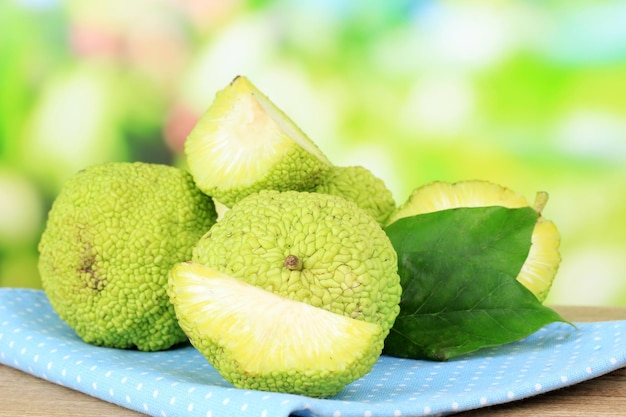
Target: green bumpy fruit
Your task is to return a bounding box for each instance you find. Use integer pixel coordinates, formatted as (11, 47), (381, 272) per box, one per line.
(185, 76), (332, 208)
(315, 165), (396, 226)
(192, 190), (402, 337)
(168, 262), (385, 398)
(38, 162), (217, 351)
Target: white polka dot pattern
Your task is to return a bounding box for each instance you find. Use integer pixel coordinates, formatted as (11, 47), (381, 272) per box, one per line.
(0, 289), (624, 417)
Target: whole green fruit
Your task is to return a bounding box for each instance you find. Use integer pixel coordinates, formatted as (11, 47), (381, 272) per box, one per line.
(38, 162), (217, 351)
(192, 190), (402, 337)
(315, 165), (396, 226)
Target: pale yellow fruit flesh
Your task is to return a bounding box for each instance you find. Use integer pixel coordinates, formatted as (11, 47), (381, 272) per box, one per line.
(196, 76), (321, 187)
(387, 180), (529, 224)
(388, 180), (561, 302)
(168, 262), (384, 397)
(517, 217), (561, 301)
(185, 76), (332, 207)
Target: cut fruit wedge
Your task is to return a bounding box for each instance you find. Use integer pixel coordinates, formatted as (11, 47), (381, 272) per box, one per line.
(387, 180), (529, 222)
(517, 216), (560, 302)
(387, 180), (561, 302)
(185, 76), (332, 207)
(168, 261), (384, 398)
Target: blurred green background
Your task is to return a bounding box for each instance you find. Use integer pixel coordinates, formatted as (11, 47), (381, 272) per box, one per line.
(1, 0), (625, 306)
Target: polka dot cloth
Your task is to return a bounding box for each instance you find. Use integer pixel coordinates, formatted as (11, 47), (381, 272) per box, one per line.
(1, 289), (624, 417)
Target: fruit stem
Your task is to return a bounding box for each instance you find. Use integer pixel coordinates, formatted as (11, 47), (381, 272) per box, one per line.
(533, 191), (549, 215)
(284, 254), (303, 271)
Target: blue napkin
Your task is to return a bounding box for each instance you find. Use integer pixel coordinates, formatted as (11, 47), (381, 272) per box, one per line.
(1, 288), (624, 417)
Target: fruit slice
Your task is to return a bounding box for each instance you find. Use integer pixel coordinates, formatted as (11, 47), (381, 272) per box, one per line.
(185, 76), (332, 207)
(387, 180), (529, 223)
(168, 261), (384, 398)
(516, 216), (560, 302)
(387, 180), (561, 302)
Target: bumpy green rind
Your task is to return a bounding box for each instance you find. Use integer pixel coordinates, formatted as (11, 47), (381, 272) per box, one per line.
(187, 141), (330, 208)
(184, 76), (332, 208)
(215, 353), (382, 398)
(167, 264), (385, 398)
(315, 165), (396, 226)
(223, 365), (377, 398)
(192, 190), (402, 337)
(38, 162), (217, 351)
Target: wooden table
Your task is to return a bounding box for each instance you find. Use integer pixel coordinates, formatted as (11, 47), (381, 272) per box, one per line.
(1, 306), (625, 416)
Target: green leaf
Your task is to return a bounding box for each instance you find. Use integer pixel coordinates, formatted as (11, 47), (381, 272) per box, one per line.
(383, 206), (568, 361)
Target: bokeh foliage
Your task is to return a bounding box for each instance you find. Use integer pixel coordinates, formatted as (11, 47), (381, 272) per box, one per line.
(1, 0), (625, 305)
